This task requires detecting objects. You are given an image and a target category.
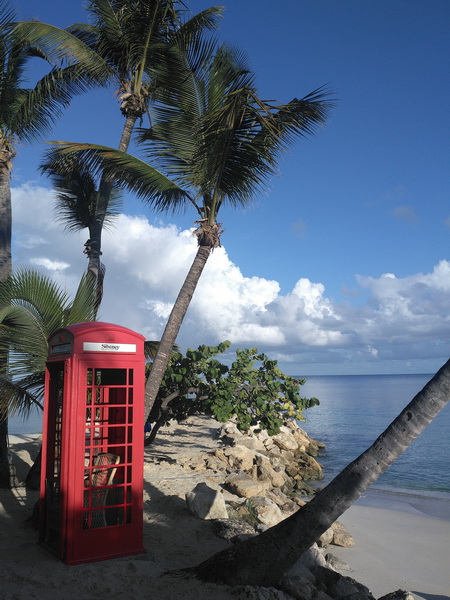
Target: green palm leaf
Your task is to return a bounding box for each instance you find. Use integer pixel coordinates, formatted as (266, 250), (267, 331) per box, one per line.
(0, 269), (97, 417)
(13, 20), (112, 83)
(45, 142), (193, 213)
(41, 153), (123, 232)
(45, 40), (333, 224)
(0, 372), (44, 417)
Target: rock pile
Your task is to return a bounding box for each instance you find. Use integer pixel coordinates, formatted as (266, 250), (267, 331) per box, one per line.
(181, 419), (334, 530)
(178, 419), (414, 600)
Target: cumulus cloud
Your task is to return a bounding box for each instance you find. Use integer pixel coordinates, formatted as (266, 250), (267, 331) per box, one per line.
(11, 183), (450, 375)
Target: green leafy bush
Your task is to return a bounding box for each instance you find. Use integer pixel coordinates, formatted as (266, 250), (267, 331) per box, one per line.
(147, 341), (319, 441)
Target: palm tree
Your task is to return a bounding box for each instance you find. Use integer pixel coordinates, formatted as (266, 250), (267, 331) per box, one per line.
(0, 268), (97, 488)
(34, 0), (222, 308)
(44, 41), (334, 428)
(0, 0), (105, 284)
(39, 154), (124, 311)
(191, 359), (450, 587)
(0, 0), (107, 488)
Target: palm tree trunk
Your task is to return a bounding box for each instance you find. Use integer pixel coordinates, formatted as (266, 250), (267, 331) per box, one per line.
(144, 245), (211, 425)
(0, 414), (11, 488)
(86, 115), (138, 312)
(193, 359), (450, 587)
(0, 167), (12, 282)
(0, 160), (12, 489)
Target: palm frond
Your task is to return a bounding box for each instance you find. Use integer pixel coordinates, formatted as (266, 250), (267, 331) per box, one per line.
(47, 41), (333, 222)
(46, 141), (192, 212)
(0, 268), (98, 417)
(10, 62), (104, 143)
(176, 5), (223, 36)
(0, 1), (15, 37)
(0, 372), (44, 417)
(66, 271), (98, 325)
(13, 20), (112, 82)
(144, 340), (179, 360)
(41, 150), (123, 232)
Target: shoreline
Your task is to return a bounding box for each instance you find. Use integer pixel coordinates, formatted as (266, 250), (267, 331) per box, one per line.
(355, 485), (450, 522)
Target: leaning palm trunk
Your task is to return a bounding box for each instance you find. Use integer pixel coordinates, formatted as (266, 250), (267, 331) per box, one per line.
(144, 245), (211, 427)
(192, 359), (450, 587)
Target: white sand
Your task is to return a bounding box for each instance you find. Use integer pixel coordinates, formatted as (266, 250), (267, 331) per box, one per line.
(327, 491), (450, 600)
(2, 416), (450, 600)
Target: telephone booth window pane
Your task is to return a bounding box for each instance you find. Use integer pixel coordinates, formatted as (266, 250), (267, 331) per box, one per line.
(93, 368), (127, 386)
(126, 447), (133, 462)
(82, 366), (135, 529)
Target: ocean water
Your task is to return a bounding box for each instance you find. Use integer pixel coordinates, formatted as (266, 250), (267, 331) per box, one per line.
(8, 408), (44, 435)
(9, 373), (450, 499)
(298, 373), (450, 498)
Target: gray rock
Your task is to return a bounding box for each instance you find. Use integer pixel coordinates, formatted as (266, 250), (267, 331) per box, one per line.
(185, 482), (228, 520)
(223, 444), (256, 471)
(297, 543), (328, 572)
(266, 489), (298, 514)
(284, 562), (316, 585)
(211, 518), (256, 542)
(272, 431), (299, 453)
(226, 473), (272, 498)
(314, 566), (374, 600)
(218, 421), (242, 445)
(334, 594), (375, 600)
(377, 592), (415, 600)
(279, 571), (317, 600)
(318, 525), (334, 547)
(255, 453), (288, 488)
(331, 521), (355, 547)
(236, 436), (268, 454)
(325, 552), (352, 571)
(240, 586), (296, 600)
(249, 496), (285, 527)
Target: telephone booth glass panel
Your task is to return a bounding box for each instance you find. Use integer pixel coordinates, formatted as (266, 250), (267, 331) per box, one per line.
(82, 367), (135, 530)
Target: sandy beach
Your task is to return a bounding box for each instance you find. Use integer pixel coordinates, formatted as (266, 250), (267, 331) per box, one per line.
(2, 416), (450, 599)
(331, 491), (450, 600)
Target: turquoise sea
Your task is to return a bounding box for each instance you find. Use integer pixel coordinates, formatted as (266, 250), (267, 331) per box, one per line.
(298, 373), (450, 498)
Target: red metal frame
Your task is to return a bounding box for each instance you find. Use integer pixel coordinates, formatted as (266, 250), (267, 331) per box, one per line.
(39, 322), (146, 565)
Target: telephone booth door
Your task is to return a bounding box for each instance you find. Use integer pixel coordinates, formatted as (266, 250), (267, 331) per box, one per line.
(39, 322), (146, 565)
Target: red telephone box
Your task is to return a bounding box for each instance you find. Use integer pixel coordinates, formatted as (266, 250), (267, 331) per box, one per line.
(39, 322), (146, 565)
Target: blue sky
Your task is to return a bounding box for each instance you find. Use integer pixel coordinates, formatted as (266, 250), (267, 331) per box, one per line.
(10, 0), (450, 375)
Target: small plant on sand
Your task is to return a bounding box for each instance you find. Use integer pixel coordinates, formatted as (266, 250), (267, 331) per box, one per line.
(227, 500), (260, 529)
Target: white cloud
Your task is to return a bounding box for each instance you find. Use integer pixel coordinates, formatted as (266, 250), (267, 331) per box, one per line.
(30, 257), (70, 271)
(11, 183), (450, 375)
